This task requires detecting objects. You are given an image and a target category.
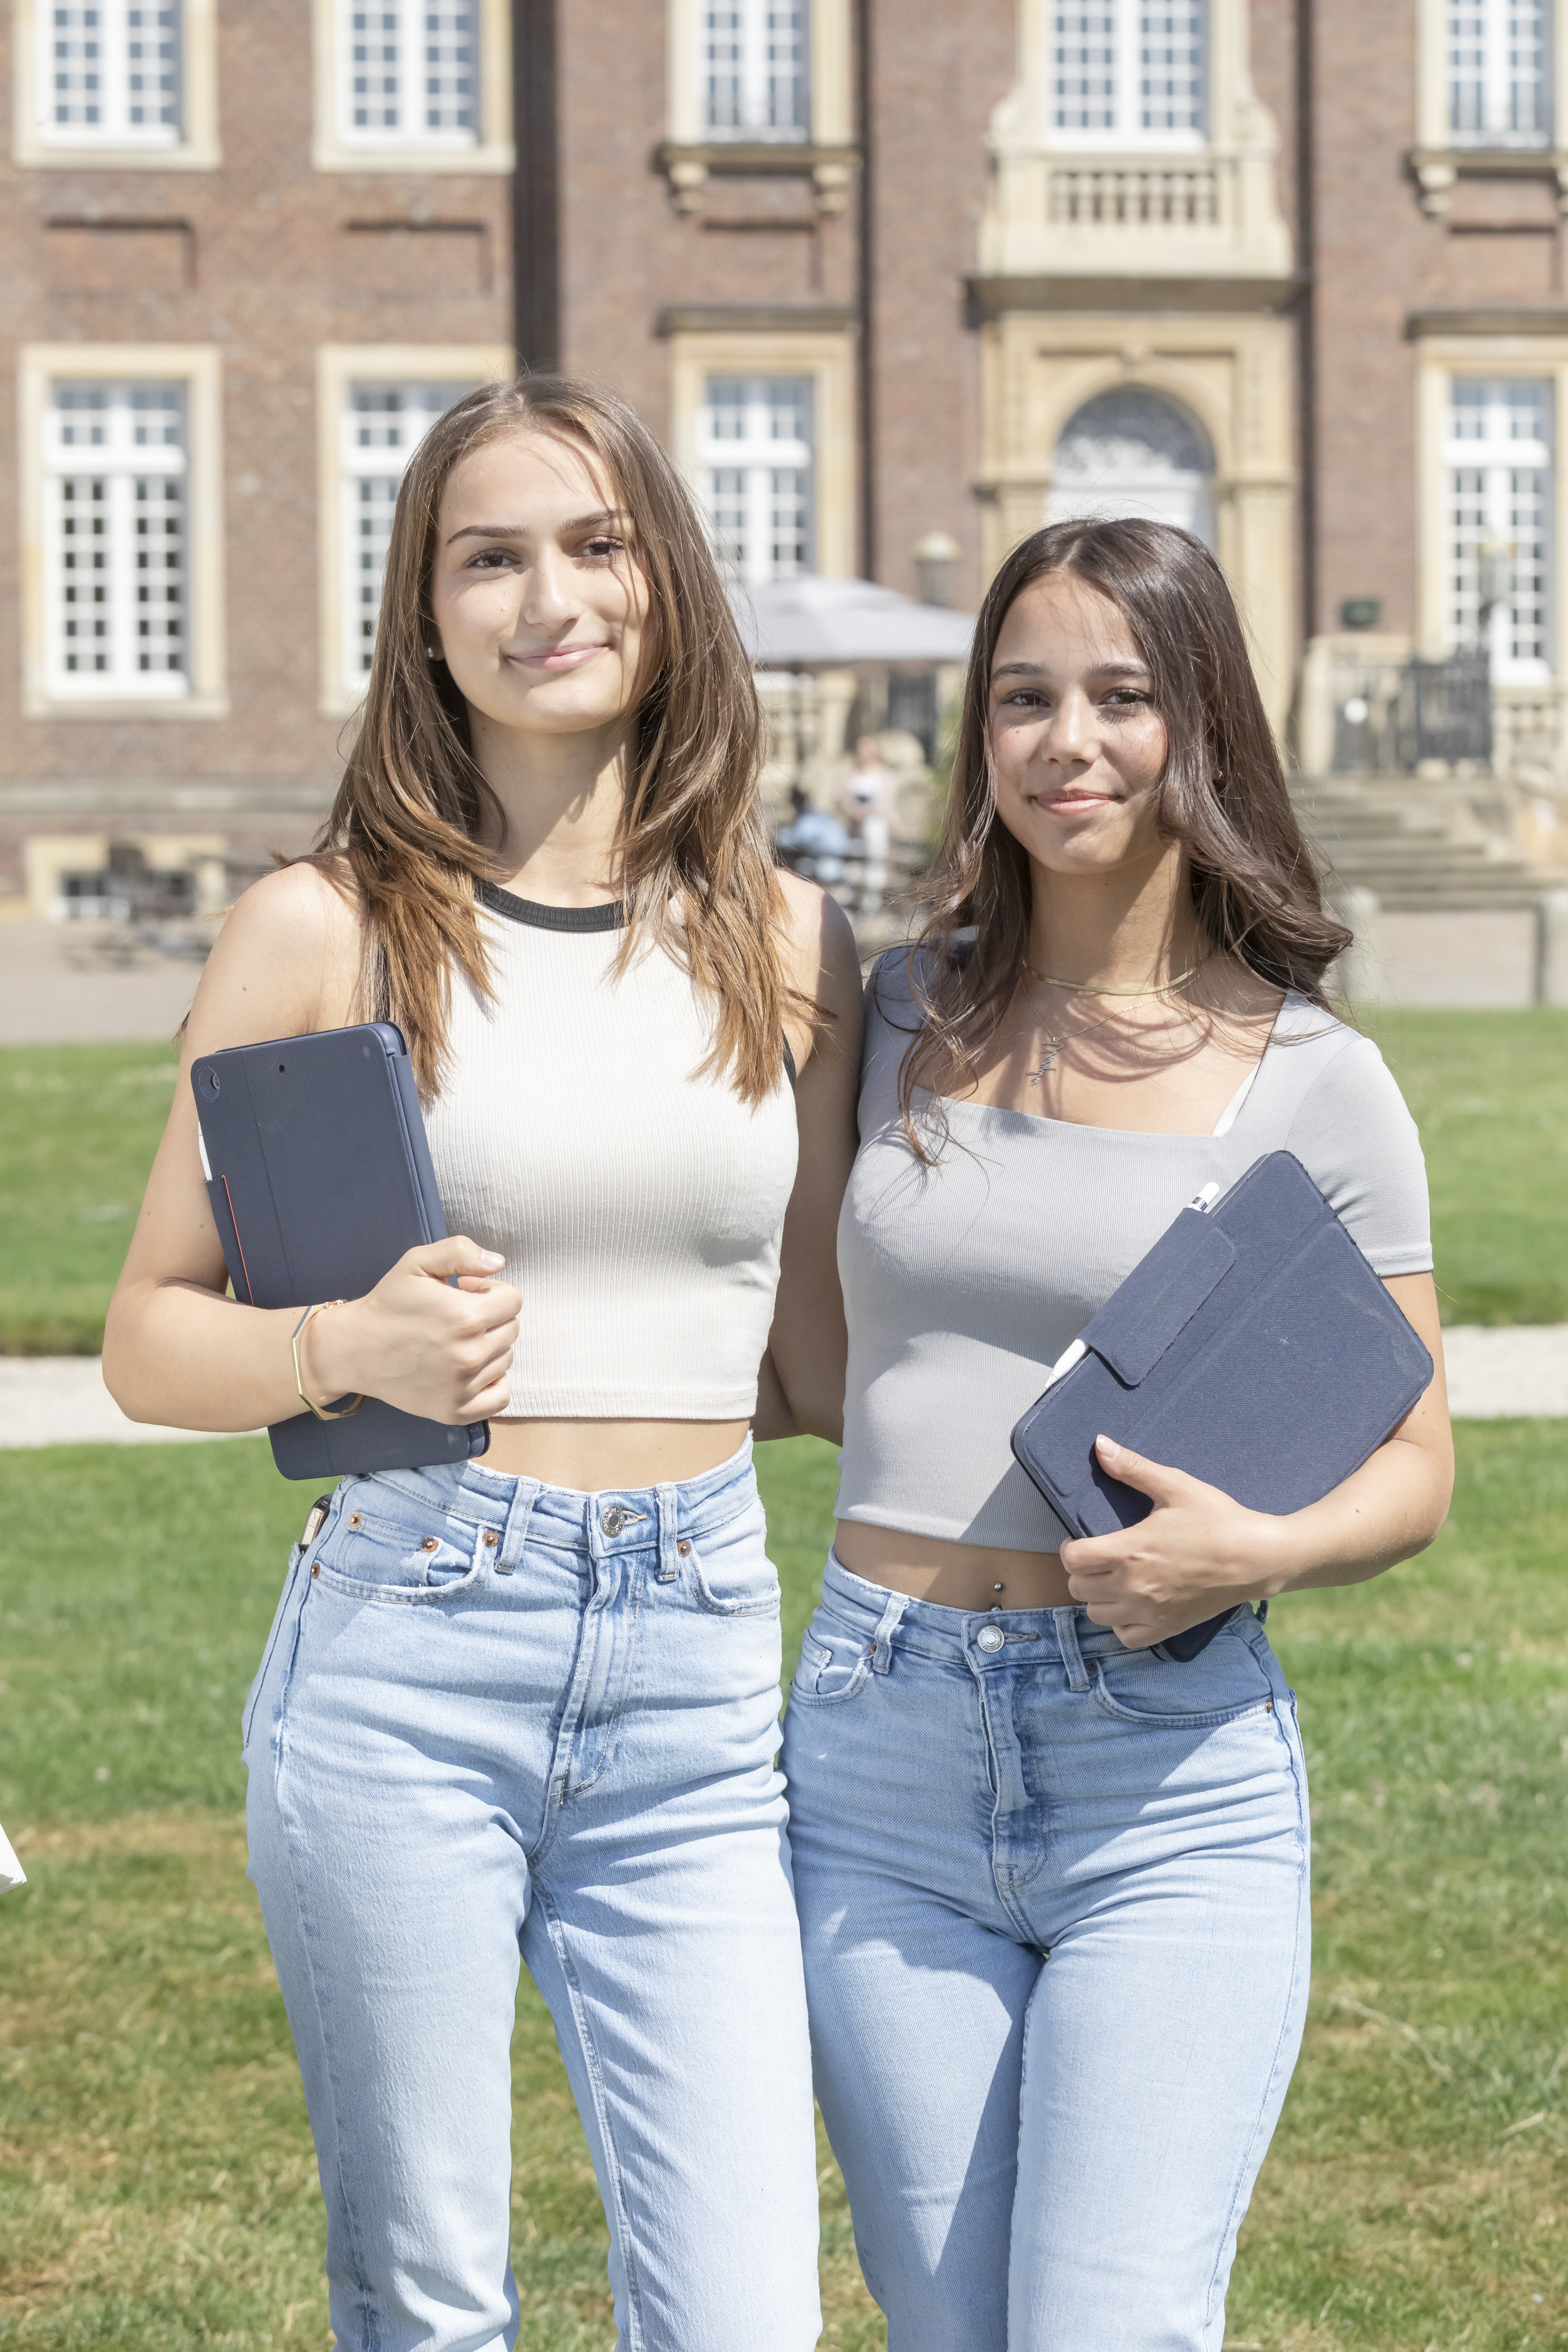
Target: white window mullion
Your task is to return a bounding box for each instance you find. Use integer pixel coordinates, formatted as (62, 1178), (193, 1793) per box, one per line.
(696, 374), (814, 585)
(1050, 0), (1206, 146)
(1449, 1), (1550, 146)
(338, 0), (477, 148)
(339, 381), (475, 689)
(44, 378), (188, 700)
(1444, 376), (1553, 679)
(38, 0), (184, 148)
(701, 2), (808, 141)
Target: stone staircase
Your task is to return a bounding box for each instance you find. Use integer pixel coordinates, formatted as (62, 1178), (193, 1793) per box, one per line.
(1290, 771), (1568, 914)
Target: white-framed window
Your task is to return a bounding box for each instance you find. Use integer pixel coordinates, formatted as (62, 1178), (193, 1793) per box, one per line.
(701, 2), (810, 140)
(37, 1), (181, 145)
(13, 0), (218, 166)
(1444, 376), (1554, 678)
(312, 0), (512, 172)
(18, 343), (226, 715)
(42, 379), (188, 700)
(340, 379), (475, 684)
(315, 346), (511, 714)
(697, 376), (815, 584)
(1448, 0), (1551, 147)
(1049, 0), (1207, 146)
(337, 0), (477, 148)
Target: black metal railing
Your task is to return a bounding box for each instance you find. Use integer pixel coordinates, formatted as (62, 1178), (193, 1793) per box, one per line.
(1331, 651), (1492, 774)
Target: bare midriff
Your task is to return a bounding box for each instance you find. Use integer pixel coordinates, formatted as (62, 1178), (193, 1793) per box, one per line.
(833, 1520), (1075, 1612)
(480, 1416), (752, 1491)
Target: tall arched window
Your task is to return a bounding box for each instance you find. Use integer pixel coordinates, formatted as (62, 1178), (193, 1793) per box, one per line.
(1045, 387), (1216, 547)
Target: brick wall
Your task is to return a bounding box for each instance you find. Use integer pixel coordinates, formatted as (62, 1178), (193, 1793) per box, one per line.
(0, 0), (512, 891)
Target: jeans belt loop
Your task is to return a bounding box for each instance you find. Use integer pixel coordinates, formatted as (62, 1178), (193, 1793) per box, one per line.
(497, 1479), (540, 1576)
(1053, 1605), (1093, 1693)
(656, 1483), (680, 1583)
(868, 1588), (911, 1674)
(1254, 1597), (1270, 1625)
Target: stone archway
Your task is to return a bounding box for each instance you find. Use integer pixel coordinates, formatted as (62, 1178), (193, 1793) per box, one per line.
(1045, 385), (1217, 549)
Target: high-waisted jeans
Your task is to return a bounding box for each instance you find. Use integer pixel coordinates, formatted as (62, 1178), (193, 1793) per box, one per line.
(243, 1442), (820, 2352)
(781, 1552), (1311, 2352)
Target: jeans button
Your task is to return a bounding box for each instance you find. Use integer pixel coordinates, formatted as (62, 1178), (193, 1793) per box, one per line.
(976, 1625), (1006, 1654)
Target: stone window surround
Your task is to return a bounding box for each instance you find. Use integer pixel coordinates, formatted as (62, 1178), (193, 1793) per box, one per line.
(314, 342), (513, 721)
(311, 0), (514, 175)
(1415, 329), (1568, 679)
(659, 0), (856, 215)
(16, 342), (227, 720)
(973, 308), (1296, 734)
(11, 0), (220, 171)
(1410, 0), (1568, 214)
(665, 326), (857, 582)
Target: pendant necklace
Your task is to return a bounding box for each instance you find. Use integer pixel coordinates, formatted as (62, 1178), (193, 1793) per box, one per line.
(1021, 960), (1204, 1086)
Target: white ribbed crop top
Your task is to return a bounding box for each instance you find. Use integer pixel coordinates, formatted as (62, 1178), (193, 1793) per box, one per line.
(423, 883), (799, 1419)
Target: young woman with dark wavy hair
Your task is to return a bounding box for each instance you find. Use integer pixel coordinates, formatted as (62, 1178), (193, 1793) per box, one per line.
(105, 378), (861, 2352)
(780, 518), (1453, 2351)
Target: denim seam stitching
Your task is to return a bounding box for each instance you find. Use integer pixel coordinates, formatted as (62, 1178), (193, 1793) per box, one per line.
(270, 1630), (380, 2351)
(242, 1555), (301, 1754)
(566, 1560), (643, 1798)
(1200, 1695), (1312, 2346)
(536, 1886), (650, 2352)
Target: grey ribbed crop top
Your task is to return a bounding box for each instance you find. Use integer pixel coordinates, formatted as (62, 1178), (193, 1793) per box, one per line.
(834, 952), (1434, 1551)
(423, 884), (798, 1419)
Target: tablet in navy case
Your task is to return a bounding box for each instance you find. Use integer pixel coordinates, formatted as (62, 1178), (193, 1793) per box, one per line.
(1010, 1150), (1433, 1658)
(190, 1022), (490, 1482)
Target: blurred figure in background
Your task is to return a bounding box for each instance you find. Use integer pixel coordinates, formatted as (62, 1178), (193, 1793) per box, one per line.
(776, 783), (851, 887)
(838, 735), (898, 915)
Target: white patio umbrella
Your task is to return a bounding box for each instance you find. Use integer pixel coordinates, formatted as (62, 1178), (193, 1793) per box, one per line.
(728, 574), (974, 671)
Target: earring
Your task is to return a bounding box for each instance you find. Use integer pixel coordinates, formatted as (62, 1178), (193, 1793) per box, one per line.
(425, 645), (439, 659)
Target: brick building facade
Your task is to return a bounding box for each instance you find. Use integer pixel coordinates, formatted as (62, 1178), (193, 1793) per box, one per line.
(3, 2), (1565, 907)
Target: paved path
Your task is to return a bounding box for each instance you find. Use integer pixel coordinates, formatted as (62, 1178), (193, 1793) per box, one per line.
(2, 1330), (1564, 1450)
(0, 918), (202, 1046)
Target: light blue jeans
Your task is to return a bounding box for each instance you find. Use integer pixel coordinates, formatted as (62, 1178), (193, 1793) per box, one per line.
(244, 1442), (820, 2352)
(782, 1553), (1311, 2352)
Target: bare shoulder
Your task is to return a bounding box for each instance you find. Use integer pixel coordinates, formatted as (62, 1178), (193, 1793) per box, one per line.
(775, 867), (860, 999)
(185, 857), (364, 1055)
(774, 868), (864, 1080)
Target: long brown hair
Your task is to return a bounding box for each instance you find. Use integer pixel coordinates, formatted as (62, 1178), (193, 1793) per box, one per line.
(899, 517), (1349, 1143)
(311, 375), (791, 1101)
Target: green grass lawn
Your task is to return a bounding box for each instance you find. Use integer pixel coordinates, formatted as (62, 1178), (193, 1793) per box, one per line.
(0, 1046), (178, 1356)
(0, 1014), (1562, 1354)
(1366, 1009), (1568, 1325)
(2, 1427), (1566, 2351)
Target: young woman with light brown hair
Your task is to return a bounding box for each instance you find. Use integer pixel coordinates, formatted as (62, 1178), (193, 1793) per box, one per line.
(105, 377), (861, 2352)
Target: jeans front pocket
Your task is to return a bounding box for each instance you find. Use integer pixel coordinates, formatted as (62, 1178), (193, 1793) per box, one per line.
(1090, 1624), (1279, 1729)
(788, 1618), (875, 1707)
(312, 1496), (485, 1604)
(687, 1495), (781, 1617)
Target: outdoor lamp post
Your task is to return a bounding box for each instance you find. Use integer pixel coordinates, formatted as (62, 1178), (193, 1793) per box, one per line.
(915, 530), (961, 608)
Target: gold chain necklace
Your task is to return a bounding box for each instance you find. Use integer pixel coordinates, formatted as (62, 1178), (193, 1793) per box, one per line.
(1024, 961), (1202, 997)
(1019, 960), (1204, 1084)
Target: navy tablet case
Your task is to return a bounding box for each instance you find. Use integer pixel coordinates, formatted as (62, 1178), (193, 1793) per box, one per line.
(1010, 1150), (1433, 1657)
(190, 1023), (490, 1482)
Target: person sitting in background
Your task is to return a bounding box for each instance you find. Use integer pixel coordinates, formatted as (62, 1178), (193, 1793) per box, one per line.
(776, 784), (851, 886)
(837, 735), (898, 915)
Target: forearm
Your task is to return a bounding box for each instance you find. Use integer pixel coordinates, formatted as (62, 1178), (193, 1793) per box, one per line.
(1245, 1439), (1452, 1599)
(104, 1278), (312, 1432)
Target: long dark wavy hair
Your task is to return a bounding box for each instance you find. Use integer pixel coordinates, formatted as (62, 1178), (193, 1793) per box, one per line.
(898, 517), (1349, 1150)
(306, 376), (792, 1103)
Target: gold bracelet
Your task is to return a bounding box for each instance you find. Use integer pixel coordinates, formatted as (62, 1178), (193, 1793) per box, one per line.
(291, 1301), (364, 1422)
